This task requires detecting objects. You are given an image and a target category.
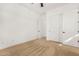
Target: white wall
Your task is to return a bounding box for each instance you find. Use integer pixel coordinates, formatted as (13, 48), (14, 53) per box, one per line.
(1, 3), (79, 48)
(0, 4), (41, 49)
(46, 4), (79, 42)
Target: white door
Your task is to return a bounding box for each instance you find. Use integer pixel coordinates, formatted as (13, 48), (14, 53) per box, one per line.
(47, 12), (63, 42)
(37, 13), (46, 39)
(62, 9), (78, 42)
(47, 9), (77, 42)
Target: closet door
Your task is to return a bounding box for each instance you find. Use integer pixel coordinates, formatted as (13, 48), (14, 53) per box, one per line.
(47, 9), (77, 42)
(47, 12), (63, 42)
(37, 13), (46, 39)
(62, 9), (79, 47)
(62, 9), (77, 42)
(58, 13), (63, 42)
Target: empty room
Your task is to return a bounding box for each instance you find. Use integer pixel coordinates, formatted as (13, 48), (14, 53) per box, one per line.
(0, 3), (79, 56)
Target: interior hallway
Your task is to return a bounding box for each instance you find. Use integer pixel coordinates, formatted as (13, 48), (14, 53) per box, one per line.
(0, 37), (79, 56)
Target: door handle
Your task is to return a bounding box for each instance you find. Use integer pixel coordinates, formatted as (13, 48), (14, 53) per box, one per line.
(38, 30), (40, 32)
(62, 32), (66, 34)
(77, 40), (79, 43)
(77, 31), (79, 33)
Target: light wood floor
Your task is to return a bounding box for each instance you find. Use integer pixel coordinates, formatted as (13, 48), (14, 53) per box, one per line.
(0, 37), (79, 56)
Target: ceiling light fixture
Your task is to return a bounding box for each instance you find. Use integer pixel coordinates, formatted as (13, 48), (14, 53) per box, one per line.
(40, 3), (44, 7)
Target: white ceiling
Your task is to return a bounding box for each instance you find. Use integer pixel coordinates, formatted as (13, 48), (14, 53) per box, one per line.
(19, 3), (69, 13)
